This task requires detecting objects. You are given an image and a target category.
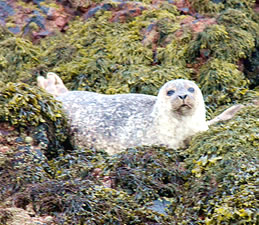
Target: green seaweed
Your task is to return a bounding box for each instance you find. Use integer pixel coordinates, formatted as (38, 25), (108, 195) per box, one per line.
(0, 82), (68, 155)
(183, 105), (258, 224)
(189, 0), (256, 15)
(197, 58), (255, 110)
(187, 22), (257, 63)
(0, 33), (41, 84)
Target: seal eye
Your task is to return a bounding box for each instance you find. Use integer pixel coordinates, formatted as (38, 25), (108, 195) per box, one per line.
(188, 87), (195, 93)
(167, 90), (175, 96)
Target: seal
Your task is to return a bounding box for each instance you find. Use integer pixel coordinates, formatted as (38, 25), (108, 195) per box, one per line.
(37, 73), (242, 155)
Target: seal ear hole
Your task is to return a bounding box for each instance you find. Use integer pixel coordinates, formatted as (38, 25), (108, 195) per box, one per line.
(188, 87), (195, 93)
(167, 90), (175, 96)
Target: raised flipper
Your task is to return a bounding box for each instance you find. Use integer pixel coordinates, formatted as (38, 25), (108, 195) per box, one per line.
(207, 104), (244, 126)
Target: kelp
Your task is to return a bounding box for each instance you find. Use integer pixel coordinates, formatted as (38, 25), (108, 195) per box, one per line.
(17, 179), (173, 224)
(0, 0), (257, 98)
(0, 146), (174, 224)
(186, 22), (257, 63)
(1, 105), (258, 224)
(185, 8), (258, 109)
(33, 5), (189, 95)
(186, 8), (259, 69)
(103, 146), (186, 205)
(244, 45), (259, 88)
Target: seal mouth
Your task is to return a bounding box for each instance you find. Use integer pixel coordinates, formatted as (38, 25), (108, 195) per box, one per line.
(180, 103), (191, 108)
(174, 103), (193, 116)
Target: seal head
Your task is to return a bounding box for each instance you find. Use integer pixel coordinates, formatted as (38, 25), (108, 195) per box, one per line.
(154, 79), (206, 120)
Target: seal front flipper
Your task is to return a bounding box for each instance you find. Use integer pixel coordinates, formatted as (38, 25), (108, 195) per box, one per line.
(207, 104), (244, 126)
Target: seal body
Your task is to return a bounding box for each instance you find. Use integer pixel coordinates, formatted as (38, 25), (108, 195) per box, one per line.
(57, 79), (208, 154)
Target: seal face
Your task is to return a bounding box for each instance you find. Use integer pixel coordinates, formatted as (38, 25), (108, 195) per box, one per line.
(54, 79), (208, 154)
(155, 79), (204, 117)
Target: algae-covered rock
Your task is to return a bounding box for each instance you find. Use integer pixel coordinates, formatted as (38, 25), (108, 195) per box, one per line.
(0, 122), (51, 202)
(0, 82), (68, 157)
(5, 147), (173, 224)
(104, 146), (187, 204)
(182, 105), (258, 224)
(37, 5), (189, 95)
(19, 180), (172, 224)
(197, 58), (258, 112)
(190, 0), (256, 15)
(0, 31), (41, 84)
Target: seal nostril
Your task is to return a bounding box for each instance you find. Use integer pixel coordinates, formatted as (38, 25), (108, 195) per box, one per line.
(178, 95), (187, 99)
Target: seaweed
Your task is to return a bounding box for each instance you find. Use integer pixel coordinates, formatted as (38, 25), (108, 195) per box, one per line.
(35, 5), (185, 94)
(189, 0), (256, 15)
(0, 82), (68, 156)
(104, 146), (187, 204)
(21, 179), (172, 224)
(183, 105), (258, 224)
(0, 130), (51, 201)
(187, 22), (257, 63)
(197, 59), (252, 107)
(0, 32), (41, 84)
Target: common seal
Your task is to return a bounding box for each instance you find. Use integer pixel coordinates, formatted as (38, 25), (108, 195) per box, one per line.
(37, 73), (242, 155)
